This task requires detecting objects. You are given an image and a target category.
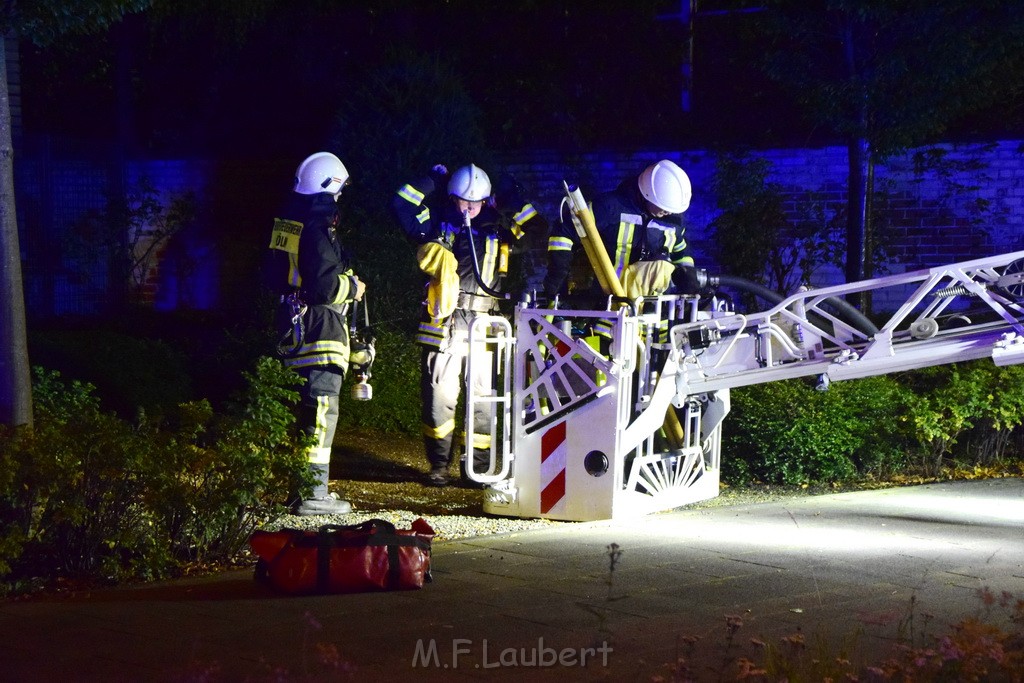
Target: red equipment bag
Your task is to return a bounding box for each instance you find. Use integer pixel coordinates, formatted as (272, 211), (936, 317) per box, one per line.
(249, 518), (435, 595)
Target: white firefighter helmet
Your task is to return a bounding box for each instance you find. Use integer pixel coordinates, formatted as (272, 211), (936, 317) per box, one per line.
(638, 159), (691, 214)
(294, 152), (350, 195)
(447, 164), (492, 201)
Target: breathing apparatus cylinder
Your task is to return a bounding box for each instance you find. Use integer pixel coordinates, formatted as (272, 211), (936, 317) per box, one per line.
(348, 298), (375, 401)
(350, 361), (373, 401)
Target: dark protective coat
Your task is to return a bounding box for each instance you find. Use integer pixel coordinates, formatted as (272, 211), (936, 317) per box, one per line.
(544, 174), (693, 298)
(392, 169), (545, 472)
(270, 192), (362, 372)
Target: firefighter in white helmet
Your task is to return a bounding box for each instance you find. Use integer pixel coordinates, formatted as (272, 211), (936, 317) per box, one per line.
(392, 163), (545, 487)
(545, 158), (702, 315)
(268, 151), (366, 515)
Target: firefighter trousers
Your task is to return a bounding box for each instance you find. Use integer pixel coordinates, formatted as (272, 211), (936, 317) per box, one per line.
(420, 343), (494, 474)
(296, 366), (344, 498)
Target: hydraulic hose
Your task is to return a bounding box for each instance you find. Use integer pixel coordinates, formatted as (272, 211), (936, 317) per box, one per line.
(463, 210), (510, 300)
(716, 274), (785, 307)
(716, 274), (878, 337)
(821, 291), (879, 336)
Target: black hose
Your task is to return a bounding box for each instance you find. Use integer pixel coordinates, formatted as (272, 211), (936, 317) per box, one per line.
(821, 290), (878, 336)
(717, 275), (785, 307)
(716, 274), (878, 337)
(462, 210), (510, 300)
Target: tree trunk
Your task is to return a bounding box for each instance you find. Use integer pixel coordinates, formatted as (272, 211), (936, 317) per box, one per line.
(846, 136), (868, 291)
(0, 33), (33, 428)
(841, 16), (870, 311)
(862, 151), (875, 316)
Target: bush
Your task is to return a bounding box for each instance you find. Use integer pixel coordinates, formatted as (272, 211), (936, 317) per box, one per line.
(144, 357), (317, 564)
(0, 368), (164, 584)
(724, 375), (915, 486)
(724, 361), (1024, 487)
(337, 324), (422, 435)
(29, 326), (194, 419)
(906, 360), (1024, 475)
(0, 358), (314, 592)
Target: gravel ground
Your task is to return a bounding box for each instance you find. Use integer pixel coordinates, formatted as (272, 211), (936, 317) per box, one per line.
(262, 430), (854, 543)
(264, 509), (568, 542)
(263, 487), (823, 543)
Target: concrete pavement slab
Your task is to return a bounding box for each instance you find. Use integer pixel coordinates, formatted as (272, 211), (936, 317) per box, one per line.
(1, 478), (1022, 681)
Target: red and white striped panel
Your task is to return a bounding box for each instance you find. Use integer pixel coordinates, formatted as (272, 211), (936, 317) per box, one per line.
(540, 421), (567, 514)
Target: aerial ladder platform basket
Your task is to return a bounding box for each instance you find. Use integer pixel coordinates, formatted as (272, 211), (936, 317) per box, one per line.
(463, 184), (1024, 522)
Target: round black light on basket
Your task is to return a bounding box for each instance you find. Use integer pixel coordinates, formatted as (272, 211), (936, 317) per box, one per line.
(584, 450), (609, 477)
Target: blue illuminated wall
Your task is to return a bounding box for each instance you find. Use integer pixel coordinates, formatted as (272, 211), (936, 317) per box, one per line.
(15, 137), (1024, 319)
(125, 161), (220, 312)
(498, 140), (1024, 288)
(15, 140), (283, 319)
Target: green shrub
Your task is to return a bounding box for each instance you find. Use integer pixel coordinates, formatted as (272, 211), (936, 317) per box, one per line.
(959, 362), (1024, 464)
(0, 358), (314, 592)
(906, 360), (1024, 475)
(724, 361), (1024, 487)
(836, 374), (916, 478)
(0, 432), (27, 577)
(724, 375), (915, 486)
(144, 357), (317, 565)
(0, 368), (164, 583)
(337, 325), (422, 434)
(29, 326), (194, 419)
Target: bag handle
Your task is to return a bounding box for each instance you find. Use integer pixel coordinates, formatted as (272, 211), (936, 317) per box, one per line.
(316, 520), (429, 549)
(319, 518), (397, 536)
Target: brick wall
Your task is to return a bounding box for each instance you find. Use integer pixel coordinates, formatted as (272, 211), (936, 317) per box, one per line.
(16, 146), (285, 317)
(497, 140), (1024, 290)
(17, 138), (1024, 317)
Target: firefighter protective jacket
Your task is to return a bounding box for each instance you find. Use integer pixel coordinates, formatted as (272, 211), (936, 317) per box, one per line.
(269, 192), (361, 373)
(393, 173), (537, 348)
(544, 174), (694, 298)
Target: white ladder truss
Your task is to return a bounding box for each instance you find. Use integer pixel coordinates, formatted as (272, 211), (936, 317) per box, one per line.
(671, 250), (1024, 398)
(468, 250), (1024, 521)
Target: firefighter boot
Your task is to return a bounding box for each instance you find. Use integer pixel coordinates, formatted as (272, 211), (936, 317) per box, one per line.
(427, 462), (450, 487)
(295, 464), (352, 516)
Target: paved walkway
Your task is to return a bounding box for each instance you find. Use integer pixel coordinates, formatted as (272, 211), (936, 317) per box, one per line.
(2, 478), (1023, 682)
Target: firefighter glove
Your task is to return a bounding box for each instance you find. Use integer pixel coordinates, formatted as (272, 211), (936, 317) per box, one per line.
(417, 242), (459, 318)
(622, 260), (676, 298)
